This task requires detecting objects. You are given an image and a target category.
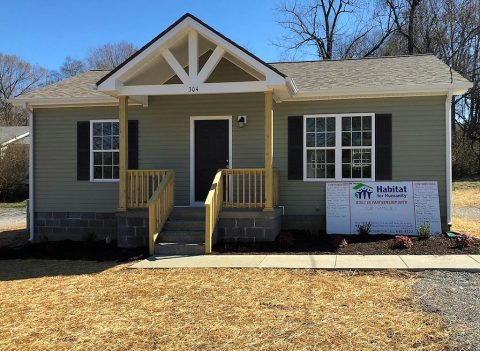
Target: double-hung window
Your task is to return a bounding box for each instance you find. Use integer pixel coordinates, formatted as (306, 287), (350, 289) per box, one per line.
(304, 114), (375, 181)
(90, 120), (120, 181)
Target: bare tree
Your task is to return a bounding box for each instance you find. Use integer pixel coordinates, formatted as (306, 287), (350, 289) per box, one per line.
(385, 0), (423, 54)
(276, 0), (396, 60)
(86, 41), (137, 70)
(0, 53), (48, 126)
(60, 56), (87, 78)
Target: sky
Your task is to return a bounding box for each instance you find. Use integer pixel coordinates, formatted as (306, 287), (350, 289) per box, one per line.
(1, 0), (295, 71)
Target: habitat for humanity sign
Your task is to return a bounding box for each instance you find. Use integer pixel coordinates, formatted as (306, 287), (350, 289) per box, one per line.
(326, 181), (442, 235)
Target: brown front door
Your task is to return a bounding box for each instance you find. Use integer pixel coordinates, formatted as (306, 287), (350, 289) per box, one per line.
(194, 120), (229, 202)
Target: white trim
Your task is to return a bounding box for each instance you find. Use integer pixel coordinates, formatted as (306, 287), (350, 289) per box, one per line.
(446, 90), (453, 225)
(118, 81), (269, 96)
(97, 16), (286, 93)
(303, 113), (375, 182)
(28, 107), (34, 241)
(89, 119), (120, 183)
(1, 132), (29, 148)
(197, 46), (225, 83)
(162, 48), (190, 84)
(188, 30), (198, 78)
(281, 83), (472, 102)
(189, 116), (232, 206)
(9, 96), (142, 108)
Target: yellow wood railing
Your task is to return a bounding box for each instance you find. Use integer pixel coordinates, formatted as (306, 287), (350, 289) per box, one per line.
(148, 170), (175, 255)
(127, 170), (169, 208)
(222, 168), (267, 208)
(273, 169), (279, 207)
(204, 170), (224, 254)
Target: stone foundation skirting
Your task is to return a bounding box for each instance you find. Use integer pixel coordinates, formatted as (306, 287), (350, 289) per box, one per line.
(116, 209), (149, 248)
(217, 208), (282, 243)
(34, 212), (117, 241)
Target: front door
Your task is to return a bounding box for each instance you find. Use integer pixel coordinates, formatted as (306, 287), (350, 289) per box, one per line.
(194, 119), (229, 203)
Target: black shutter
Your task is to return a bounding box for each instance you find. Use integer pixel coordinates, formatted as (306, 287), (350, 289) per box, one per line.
(128, 120), (139, 169)
(77, 121), (90, 180)
(375, 114), (392, 180)
(288, 116), (303, 180)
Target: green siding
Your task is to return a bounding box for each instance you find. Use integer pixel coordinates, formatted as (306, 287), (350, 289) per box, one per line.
(34, 94), (447, 220)
(273, 96), (447, 218)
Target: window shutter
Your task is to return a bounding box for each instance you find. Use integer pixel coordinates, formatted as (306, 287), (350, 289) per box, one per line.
(77, 121), (90, 181)
(128, 120), (139, 169)
(375, 114), (392, 180)
(288, 116), (303, 180)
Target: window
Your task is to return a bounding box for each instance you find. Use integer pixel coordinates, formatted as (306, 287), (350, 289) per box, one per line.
(304, 114), (375, 181)
(91, 120), (119, 181)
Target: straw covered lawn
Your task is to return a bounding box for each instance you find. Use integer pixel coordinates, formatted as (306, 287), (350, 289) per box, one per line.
(451, 181), (480, 238)
(0, 260), (449, 351)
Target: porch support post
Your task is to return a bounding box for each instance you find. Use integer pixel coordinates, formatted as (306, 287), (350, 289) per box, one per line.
(118, 96), (129, 211)
(264, 90), (274, 211)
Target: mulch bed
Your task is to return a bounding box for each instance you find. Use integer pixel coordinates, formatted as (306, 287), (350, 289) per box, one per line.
(0, 240), (148, 262)
(214, 231), (480, 255)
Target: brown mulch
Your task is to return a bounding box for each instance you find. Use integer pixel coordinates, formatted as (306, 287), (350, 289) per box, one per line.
(214, 233), (480, 255)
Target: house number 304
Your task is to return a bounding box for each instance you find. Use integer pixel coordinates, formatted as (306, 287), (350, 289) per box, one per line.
(189, 86), (199, 93)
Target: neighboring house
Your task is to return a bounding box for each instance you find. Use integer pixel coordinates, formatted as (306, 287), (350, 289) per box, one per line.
(11, 14), (472, 255)
(0, 126), (29, 157)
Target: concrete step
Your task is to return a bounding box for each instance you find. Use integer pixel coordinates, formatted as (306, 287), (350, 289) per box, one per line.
(154, 242), (205, 255)
(160, 230), (204, 243)
(165, 220), (205, 231)
(169, 207), (204, 220)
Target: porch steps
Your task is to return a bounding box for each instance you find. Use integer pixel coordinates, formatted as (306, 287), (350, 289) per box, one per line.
(154, 207), (205, 255)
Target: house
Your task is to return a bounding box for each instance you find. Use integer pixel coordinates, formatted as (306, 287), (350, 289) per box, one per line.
(0, 126), (29, 157)
(11, 14), (472, 255)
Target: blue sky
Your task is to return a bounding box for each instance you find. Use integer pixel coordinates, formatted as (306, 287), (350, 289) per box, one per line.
(2, 0), (294, 70)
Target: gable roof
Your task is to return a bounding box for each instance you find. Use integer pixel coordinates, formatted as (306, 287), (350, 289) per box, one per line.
(0, 127), (29, 145)
(97, 13), (286, 87)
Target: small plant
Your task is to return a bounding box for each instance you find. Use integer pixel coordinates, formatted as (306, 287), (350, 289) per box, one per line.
(455, 234), (474, 248)
(417, 223), (431, 240)
(356, 222), (372, 237)
(276, 231), (295, 247)
(330, 236), (348, 248)
(393, 235), (413, 249)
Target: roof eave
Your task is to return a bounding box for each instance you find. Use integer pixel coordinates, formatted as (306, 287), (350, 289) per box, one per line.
(8, 96), (136, 108)
(282, 82), (473, 101)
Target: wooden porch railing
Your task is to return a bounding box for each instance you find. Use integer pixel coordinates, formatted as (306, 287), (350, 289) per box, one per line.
(204, 170), (224, 254)
(204, 168), (279, 253)
(147, 170), (175, 255)
(127, 170), (169, 208)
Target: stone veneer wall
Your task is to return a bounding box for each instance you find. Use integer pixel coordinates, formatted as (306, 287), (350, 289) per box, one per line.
(217, 208), (282, 243)
(34, 212), (117, 241)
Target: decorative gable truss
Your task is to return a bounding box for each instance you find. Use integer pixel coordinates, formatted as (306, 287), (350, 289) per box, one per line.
(97, 14), (290, 101)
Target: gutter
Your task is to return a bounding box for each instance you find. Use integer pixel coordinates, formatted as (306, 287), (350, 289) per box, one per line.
(26, 104), (34, 242)
(445, 89), (453, 227)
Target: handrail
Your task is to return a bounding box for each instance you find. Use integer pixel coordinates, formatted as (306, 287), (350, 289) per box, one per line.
(204, 170), (224, 254)
(127, 170), (168, 208)
(222, 168), (266, 208)
(273, 169), (279, 207)
(147, 170), (175, 255)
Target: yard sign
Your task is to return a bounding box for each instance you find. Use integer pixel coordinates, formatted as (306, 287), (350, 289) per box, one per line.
(326, 181), (442, 235)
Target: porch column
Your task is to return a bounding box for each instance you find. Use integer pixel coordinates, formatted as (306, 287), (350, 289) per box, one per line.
(264, 90), (274, 211)
(118, 96), (129, 211)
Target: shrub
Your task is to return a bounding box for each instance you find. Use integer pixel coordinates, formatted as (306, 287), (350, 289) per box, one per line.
(417, 223), (431, 240)
(0, 144), (28, 201)
(455, 234), (474, 248)
(356, 222), (372, 237)
(276, 231), (295, 247)
(393, 235), (413, 249)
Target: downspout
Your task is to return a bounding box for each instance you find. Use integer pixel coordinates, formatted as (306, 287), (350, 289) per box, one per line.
(26, 104), (34, 241)
(445, 89), (453, 227)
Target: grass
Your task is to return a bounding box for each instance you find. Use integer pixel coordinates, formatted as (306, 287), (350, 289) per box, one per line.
(0, 260), (450, 351)
(451, 180), (480, 238)
(0, 199), (27, 209)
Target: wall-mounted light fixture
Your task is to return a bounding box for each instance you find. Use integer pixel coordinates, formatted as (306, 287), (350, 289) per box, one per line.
(238, 115), (247, 128)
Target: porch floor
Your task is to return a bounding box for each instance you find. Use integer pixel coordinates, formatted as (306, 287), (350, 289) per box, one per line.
(131, 254), (480, 271)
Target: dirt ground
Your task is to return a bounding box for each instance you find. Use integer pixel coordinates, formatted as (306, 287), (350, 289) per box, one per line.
(0, 261), (450, 351)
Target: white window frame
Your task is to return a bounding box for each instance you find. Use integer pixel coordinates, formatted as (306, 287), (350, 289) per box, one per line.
(90, 119), (120, 183)
(303, 113), (375, 182)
